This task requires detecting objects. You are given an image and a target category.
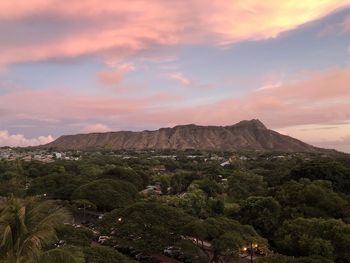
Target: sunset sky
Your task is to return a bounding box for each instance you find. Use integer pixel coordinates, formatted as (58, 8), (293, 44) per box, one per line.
(1, 0), (350, 152)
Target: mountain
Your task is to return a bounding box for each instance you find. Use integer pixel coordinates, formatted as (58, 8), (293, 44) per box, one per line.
(42, 120), (326, 152)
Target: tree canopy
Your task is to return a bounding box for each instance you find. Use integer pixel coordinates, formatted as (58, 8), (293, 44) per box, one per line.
(72, 179), (138, 211)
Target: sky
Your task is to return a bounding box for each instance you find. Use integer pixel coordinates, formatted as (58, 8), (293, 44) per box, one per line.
(1, 0), (350, 152)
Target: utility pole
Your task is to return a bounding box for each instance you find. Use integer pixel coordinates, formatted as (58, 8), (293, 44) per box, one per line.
(83, 203), (86, 221)
(250, 242), (254, 263)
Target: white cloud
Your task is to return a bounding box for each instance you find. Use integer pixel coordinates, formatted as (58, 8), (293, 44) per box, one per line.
(256, 82), (283, 92)
(0, 130), (54, 147)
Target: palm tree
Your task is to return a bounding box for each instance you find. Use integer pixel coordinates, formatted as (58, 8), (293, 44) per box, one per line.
(0, 197), (83, 263)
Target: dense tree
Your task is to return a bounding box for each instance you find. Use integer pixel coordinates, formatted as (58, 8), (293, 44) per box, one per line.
(72, 179), (138, 211)
(163, 188), (208, 216)
(102, 165), (143, 190)
(99, 201), (193, 252)
(275, 217), (350, 261)
(0, 178), (26, 197)
(274, 179), (347, 219)
(194, 178), (222, 198)
(0, 171), (18, 181)
(83, 246), (133, 263)
(76, 163), (103, 178)
(238, 196), (281, 237)
(209, 199), (225, 216)
(158, 175), (170, 194)
(289, 159), (350, 194)
(184, 217), (267, 263)
(1, 151), (350, 262)
(56, 224), (93, 247)
(170, 172), (201, 194)
(28, 173), (85, 200)
(257, 254), (332, 263)
(227, 170), (267, 200)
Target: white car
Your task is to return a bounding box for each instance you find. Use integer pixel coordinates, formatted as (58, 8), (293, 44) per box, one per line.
(98, 236), (110, 244)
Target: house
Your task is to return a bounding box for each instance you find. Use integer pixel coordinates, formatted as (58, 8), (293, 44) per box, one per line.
(140, 185), (162, 196)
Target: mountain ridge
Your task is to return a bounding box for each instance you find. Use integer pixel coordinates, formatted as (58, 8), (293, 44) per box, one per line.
(42, 119), (326, 152)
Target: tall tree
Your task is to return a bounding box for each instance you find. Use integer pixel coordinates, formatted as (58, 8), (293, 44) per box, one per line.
(238, 196), (281, 237)
(184, 217), (267, 263)
(0, 198), (82, 263)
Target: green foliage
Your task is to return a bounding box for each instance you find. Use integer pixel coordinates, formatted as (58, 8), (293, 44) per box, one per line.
(48, 165), (66, 175)
(274, 179), (347, 219)
(170, 172), (201, 194)
(184, 217), (267, 262)
(1, 151), (350, 262)
(99, 201), (193, 252)
(72, 179), (138, 211)
(238, 196), (281, 237)
(28, 173), (85, 200)
(194, 178), (222, 198)
(257, 254), (333, 263)
(77, 163), (103, 178)
(38, 247), (85, 263)
(290, 159), (350, 194)
(227, 170), (267, 200)
(0, 171), (18, 181)
(56, 224), (93, 247)
(102, 166), (143, 190)
(0, 178), (26, 197)
(0, 198), (74, 262)
(83, 245), (133, 263)
(209, 198), (225, 216)
(158, 175), (170, 194)
(275, 217), (350, 261)
(161, 189), (208, 216)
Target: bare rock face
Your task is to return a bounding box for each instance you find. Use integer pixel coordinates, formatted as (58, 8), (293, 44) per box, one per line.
(43, 119), (322, 152)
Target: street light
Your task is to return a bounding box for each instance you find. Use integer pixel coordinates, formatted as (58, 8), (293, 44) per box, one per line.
(249, 242), (258, 263)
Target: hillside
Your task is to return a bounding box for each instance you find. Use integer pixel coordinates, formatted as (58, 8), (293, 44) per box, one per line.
(42, 120), (326, 152)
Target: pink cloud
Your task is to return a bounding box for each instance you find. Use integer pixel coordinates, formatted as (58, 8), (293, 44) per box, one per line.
(1, 65), (350, 150)
(0, 130), (54, 147)
(168, 72), (191, 86)
(341, 15), (350, 32)
(258, 67), (350, 101)
(1, 66), (350, 134)
(97, 63), (135, 86)
(0, 1), (348, 65)
(81, 123), (112, 133)
(0, 89), (180, 122)
(114, 66), (350, 131)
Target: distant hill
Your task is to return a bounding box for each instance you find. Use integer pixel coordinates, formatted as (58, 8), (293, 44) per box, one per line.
(43, 119), (326, 152)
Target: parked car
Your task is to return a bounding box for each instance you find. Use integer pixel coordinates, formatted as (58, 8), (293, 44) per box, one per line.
(97, 235), (110, 244)
(163, 246), (181, 258)
(98, 214), (104, 219)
